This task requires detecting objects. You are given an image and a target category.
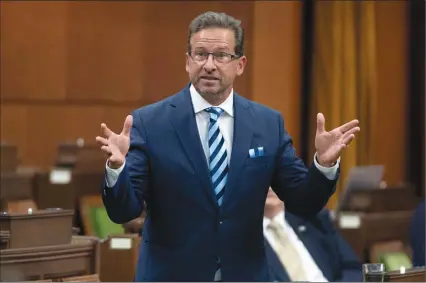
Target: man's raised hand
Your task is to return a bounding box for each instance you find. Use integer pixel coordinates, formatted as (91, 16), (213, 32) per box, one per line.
(315, 113), (360, 167)
(96, 115), (133, 169)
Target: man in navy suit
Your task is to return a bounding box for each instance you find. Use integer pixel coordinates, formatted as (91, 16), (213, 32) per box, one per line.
(95, 12), (360, 281)
(264, 189), (362, 282)
(410, 199), (425, 267)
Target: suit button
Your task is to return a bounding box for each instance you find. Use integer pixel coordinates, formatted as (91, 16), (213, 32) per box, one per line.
(220, 221), (223, 224)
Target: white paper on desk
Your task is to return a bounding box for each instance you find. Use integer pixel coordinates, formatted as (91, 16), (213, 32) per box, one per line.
(110, 237), (132, 250)
(49, 168), (72, 184)
(338, 213), (361, 229)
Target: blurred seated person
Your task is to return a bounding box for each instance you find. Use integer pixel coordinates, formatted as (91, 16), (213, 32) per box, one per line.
(410, 199), (425, 267)
(264, 188), (362, 282)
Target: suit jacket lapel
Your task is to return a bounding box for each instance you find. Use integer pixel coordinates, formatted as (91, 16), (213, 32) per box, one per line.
(285, 213), (332, 280)
(221, 93), (253, 208)
(168, 85), (219, 209)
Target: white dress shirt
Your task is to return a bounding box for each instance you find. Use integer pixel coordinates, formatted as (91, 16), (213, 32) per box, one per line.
(104, 85), (340, 280)
(263, 211), (329, 282)
(190, 84), (234, 165)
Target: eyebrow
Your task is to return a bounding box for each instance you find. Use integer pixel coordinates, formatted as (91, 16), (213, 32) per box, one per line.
(193, 47), (232, 52)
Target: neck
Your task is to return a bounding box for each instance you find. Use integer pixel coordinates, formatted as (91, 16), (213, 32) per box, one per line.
(264, 206), (283, 220)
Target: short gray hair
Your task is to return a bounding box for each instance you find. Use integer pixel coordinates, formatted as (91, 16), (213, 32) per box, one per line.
(187, 11), (244, 57)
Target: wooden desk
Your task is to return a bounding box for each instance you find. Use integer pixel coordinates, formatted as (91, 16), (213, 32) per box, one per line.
(0, 171), (35, 202)
(339, 185), (419, 213)
(385, 266), (426, 282)
(0, 236), (99, 281)
(0, 170), (38, 213)
(336, 185), (420, 262)
(35, 170), (105, 209)
(0, 209), (74, 249)
(35, 171), (76, 210)
(99, 234), (140, 282)
(337, 211), (413, 261)
(61, 273), (100, 282)
(55, 143), (105, 173)
(0, 143), (19, 172)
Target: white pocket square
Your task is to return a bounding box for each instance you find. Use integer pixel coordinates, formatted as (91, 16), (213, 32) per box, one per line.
(248, 146), (264, 158)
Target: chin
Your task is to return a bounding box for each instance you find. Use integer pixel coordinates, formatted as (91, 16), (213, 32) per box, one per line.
(199, 88), (221, 97)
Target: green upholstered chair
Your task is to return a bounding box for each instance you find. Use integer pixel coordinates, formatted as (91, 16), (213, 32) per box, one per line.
(80, 195), (124, 238)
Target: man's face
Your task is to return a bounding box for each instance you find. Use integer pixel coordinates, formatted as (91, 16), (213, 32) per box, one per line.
(265, 188), (283, 209)
(186, 27), (247, 99)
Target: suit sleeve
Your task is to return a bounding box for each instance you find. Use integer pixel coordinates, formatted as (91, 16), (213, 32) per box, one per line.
(271, 114), (338, 218)
(102, 110), (150, 224)
(319, 211), (362, 282)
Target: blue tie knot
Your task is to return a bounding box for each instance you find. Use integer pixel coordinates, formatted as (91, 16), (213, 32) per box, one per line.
(205, 107), (224, 121)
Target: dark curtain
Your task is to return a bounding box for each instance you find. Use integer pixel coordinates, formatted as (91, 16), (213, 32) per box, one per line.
(301, 1), (425, 198)
(407, 0), (425, 198)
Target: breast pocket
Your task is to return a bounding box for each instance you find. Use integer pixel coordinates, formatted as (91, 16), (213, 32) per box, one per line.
(244, 156), (270, 166)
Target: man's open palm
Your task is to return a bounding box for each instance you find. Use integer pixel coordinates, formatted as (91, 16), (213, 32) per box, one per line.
(315, 113), (360, 167)
(96, 115), (133, 169)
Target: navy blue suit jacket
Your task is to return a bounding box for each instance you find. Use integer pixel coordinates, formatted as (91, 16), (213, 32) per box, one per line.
(102, 84), (339, 281)
(410, 200), (425, 267)
(265, 209), (362, 282)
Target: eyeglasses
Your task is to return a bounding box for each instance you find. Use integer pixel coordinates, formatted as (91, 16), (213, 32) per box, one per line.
(189, 51), (240, 64)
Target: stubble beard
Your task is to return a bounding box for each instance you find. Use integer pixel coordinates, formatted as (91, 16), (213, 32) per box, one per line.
(194, 82), (227, 106)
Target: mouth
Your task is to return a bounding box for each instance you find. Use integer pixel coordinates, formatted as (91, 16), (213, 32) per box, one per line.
(200, 76), (219, 81)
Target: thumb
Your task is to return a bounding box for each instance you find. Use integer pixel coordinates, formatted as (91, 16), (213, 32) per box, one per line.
(121, 115), (133, 136)
(316, 113), (326, 134)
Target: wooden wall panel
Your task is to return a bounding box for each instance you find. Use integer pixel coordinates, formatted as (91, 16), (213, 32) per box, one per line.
(66, 1), (146, 102)
(0, 1), (263, 169)
(374, 1), (408, 185)
(0, 105), (28, 164)
(0, 0), (411, 182)
(138, 1), (222, 102)
(216, 1), (254, 99)
(1, 104), (135, 167)
(138, 1), (254, 102)
(0, 1), (67, 100)
(251, 2), (303, 149)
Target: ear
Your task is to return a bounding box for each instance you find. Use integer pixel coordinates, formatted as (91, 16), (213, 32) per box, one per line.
(185, 53), (190, 73)
(236, 55), (247, 76)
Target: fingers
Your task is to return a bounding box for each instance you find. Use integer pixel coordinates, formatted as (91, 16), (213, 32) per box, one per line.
(341, 126), (360, 140)
(101, 123), (113, 138)
(341, 133), (355, 147)
(96, 136), (110, 159)
(340, 125), (360, 149)
(101, 145), (112, 155)
(338, 119), (360, 133)
(100, 144), (123, 165)
(95, 136), (108, 146)
(316, 113), (326, 134)
(121, 115), (133, 137)
(108, 145), (124, 165)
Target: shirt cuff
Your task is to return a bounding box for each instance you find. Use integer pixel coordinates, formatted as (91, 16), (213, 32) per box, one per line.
(313, 153), (340, 180)
(105, 160), (125, 187)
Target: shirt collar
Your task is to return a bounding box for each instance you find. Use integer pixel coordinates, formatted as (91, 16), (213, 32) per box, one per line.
(189, 84), (234, 117)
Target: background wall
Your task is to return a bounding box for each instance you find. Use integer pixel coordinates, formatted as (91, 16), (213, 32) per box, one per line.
(0, 1), (417, 198)
(1, 1), (302, 170)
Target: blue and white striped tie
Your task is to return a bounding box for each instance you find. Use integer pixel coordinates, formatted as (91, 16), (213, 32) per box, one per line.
(205, 107), (228, 206)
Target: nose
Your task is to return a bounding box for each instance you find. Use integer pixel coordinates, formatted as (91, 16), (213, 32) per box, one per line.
(203, 54), (217, 72)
